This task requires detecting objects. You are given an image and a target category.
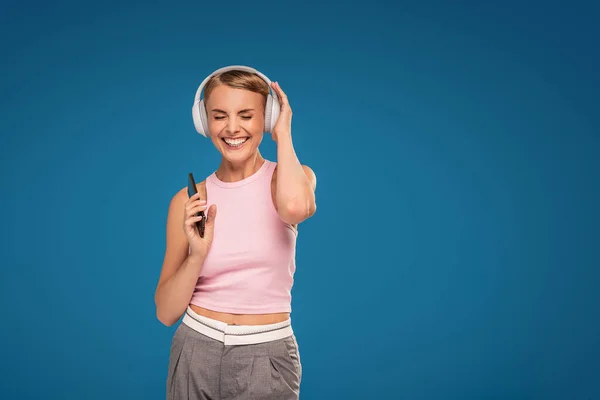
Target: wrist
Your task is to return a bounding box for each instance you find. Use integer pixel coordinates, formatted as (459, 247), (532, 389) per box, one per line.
(274, 131), (292, 146)
(187, 252), (205, 268)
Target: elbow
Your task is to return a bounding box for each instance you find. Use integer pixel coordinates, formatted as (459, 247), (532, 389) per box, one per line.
(154, 284), (188, 327)
(156, 307), (178, 327)
(155, 294), (178, 327)
(279, 199), (316, 225)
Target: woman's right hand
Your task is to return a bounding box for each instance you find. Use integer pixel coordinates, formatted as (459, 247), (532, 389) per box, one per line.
(183, 193), (217, 259)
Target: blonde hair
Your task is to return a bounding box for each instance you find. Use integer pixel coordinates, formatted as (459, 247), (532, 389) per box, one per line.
(204, 70), (270, 107)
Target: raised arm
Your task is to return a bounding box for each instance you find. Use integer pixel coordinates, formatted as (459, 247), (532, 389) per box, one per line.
(270, 81), (317, 225)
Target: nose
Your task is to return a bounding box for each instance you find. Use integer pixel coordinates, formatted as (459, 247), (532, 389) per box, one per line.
(226, 117), (240, 134)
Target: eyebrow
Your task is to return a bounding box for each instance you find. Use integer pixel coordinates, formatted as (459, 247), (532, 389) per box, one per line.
(211, 108), (255, 114)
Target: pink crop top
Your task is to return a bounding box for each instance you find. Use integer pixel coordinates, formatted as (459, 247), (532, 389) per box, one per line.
(189, 159), (298, 314)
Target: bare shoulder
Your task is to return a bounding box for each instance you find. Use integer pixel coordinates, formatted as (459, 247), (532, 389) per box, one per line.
(167, 178), (207, 243)
(166, 179), (207, 240)
(166, 179), (207, 236)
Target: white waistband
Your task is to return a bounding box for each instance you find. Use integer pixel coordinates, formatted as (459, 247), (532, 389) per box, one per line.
(182, 306), (293, 345)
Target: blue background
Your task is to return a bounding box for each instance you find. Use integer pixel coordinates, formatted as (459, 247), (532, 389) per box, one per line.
(1, 1), (599, 399)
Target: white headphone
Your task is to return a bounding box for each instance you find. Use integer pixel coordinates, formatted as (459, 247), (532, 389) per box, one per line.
(191, 65), (281, 137)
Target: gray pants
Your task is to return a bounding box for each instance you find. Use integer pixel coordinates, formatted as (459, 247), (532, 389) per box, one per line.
(166, 322), (302, 399)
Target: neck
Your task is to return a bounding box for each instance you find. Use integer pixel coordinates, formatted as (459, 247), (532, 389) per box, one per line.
(215, 152), (266, 182)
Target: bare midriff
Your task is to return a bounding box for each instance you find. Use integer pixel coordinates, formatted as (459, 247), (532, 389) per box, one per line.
(189, 304), (290, 326)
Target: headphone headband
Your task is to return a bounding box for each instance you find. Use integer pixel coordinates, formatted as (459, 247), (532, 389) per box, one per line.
(194, 65), (274, 105)
(191, 65), (280, 137)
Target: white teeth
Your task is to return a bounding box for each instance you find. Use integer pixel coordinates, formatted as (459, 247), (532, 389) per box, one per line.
(224, 138), (248, 147)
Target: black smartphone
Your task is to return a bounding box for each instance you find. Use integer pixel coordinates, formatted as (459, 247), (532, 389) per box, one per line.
(187, 172), (205, 238)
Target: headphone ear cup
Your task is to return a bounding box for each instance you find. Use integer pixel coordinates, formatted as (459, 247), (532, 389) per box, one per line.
(264, 94), (280, 133)
(199, 100), (209, 137)
(264, 95), (273, 133)
(192, 99), (208, 137)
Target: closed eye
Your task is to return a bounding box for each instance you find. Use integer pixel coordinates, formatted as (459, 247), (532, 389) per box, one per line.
(213, 116), (252, 120)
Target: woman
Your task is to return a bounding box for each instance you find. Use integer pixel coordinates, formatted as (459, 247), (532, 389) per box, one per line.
(154, 65), (317, 400)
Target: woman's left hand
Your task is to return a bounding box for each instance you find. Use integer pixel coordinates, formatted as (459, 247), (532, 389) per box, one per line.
(270, 81), (292, 143)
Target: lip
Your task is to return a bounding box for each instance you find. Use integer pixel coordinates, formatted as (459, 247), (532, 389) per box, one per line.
(221, 137), (250, 151)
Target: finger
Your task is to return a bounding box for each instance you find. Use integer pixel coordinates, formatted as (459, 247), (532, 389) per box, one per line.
(187, 203), (208, 216)
(274, 82), (289, 103)
(184, 216), (203, 236)
(187, 195), (205, 205)
(187, 192), (201, 202)
(271, 81), (286, 104)
(185, 193), (203, 207)
(185, 215), (204, 226)
(186, 199), (207, 212)
(203, 204), (217, 237)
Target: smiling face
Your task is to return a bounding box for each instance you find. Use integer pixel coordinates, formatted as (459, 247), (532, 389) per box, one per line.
(205, 84), (266, 164)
